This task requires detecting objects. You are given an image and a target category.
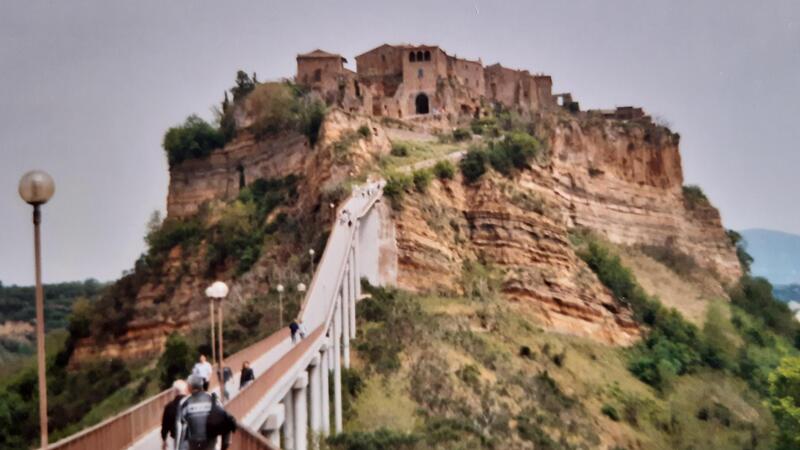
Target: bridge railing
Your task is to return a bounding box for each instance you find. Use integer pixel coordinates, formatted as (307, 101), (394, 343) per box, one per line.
(44, 180), (383, 450)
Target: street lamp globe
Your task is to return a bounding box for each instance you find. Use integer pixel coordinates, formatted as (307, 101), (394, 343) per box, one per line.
(297, 283), (307, 293)
(309, 249), (315, 257)
(18, 170), (55, 205)
(206, 281), (229, 299)
(276, 284), (284, 293)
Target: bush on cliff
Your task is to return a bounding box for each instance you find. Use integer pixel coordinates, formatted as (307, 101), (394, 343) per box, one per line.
(248, 82), (326, 146)
(730, 275), (798, 343)
(157, 333), (196, 389)
(460, 147), (488, 183)
(163, 115), (225, 167)
(682, 185), (710, 209)
(433, 160), (455, 180)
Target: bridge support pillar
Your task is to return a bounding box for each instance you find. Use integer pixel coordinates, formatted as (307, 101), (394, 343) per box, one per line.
(342, 289), (351, 369)
(308, 355), (322, 448)
(333, 299), (343, 433)
(350, 248), (357, 339)
(320, 343), (331, 436)
(261, 404), (285, 448)
(282, 390), (295, 450)
(293, 372), (309, 450)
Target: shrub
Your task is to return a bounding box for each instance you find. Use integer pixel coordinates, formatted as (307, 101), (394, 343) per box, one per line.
(460, 148), (488, 183)
(470, 117), (499, 136)
(452, 127), (472, 142)
(639, 244), (699, 279)
(727, 229), (754, 273)
(157, 333), (196, 389)
(357, 125), (372, 138)
(145, 216), (203, 258)
(248, 82), (326, 145)
(486, 132), (541, 175)
(601, 404), (621, 421)
(768, 357), (800, 448)
(682, 185), (709, 208)
(390, 141), (410, 157)
(730, 275), (798, 341)
(383, 174), (412, 208)
(432, 160), (455, 180)
(163, 115), (224, 167)
(412, 169), (432, 192)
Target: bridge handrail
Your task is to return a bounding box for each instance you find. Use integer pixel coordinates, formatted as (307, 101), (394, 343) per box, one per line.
(44, 181), (383, 450)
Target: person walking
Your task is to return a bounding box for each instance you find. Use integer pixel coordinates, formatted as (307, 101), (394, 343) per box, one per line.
(175, 375), (236, 450)
(289, 320), (300, 343)
(298, 319), (308, 340)
(191, 355), (213, 391)
(161, 379), (189, 450)
(239, 361), (255, 389)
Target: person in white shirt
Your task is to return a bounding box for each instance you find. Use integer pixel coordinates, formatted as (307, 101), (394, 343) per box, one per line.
(191, 354), (213, 391)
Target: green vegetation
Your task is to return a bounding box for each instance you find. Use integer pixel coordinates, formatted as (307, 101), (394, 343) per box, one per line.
(357, 125), (372, 139)
(157, 333), (195, 389)
(0, 279), (105, 334)
(459, 147), (488, 183)
(412, 169), (432, 193)
(470, 117), (500, 136)
(768, 357), (800, 449)
(451, 128), (471, 142)
(728, 229), (755, 274)
(458, 132), (542, 182)
(390, 142), (410, 157)
(432, 160), (455, 180)
(380, 140), (462, 173)
(639, 244), (700, 279)
(382, 174), (413, 209)
(730, 275), (799, 344)
(207, 176), (299, 274)
(682, 184), (710, 208)
(326, 429), (419, 450)
(248, 82), (326, 145)
(163, 115), (225, 167)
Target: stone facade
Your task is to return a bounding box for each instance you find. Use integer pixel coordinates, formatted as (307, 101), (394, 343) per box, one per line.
(297, 44), (558, 120)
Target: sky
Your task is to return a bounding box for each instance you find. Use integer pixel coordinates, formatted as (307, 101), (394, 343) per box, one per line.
(0, 0), (798, 286)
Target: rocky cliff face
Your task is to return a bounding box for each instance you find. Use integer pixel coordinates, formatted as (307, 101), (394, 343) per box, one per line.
(545, 115), (741, 281)
(75, 104), (741, 361)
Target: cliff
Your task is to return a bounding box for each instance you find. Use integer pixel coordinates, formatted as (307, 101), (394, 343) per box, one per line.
(74, 89), (740, 362)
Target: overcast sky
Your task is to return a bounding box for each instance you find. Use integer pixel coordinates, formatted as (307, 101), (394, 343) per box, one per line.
(1, 0), (798, 285)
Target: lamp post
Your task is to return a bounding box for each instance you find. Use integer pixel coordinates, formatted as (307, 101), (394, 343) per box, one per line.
(18, 170), (55, 449)
(297, 283), (307, 311)
(276, 284), (284, 328)
(205, 281), (229, 399)
(309, 249), (316, 278)
(204, 286), (217, 369)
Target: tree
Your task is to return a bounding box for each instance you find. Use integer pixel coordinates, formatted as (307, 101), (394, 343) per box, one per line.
(231, 70), (255, 101)
(157, 333), (196, 389)
(162, 115), (224, 167)
(769, 357), (800, 449)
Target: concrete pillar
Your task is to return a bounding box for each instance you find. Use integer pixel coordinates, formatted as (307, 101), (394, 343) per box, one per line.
(282, 390), (295, 450)
(320, 343), (331, 436)
(349, 247), (357, 339)
(333, 299), (343, 433)
(293, 372), (309, 450)
(341, 288), (351, 369)
(261, 404), (285, 449)
(308, 355), (322, 447)
(354, 222), (361, 300)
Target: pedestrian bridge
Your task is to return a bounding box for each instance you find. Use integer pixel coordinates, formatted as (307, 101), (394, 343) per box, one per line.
(45, 180), (387, 450)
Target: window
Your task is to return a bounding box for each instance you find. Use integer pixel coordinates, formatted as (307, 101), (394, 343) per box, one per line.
(416, 51), (423, 61)
(313, 69), (322, 82)
(424, 50), (431, 61)
(409, 52), (416, 62)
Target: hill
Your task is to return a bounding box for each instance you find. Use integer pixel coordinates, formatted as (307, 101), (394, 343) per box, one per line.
(740, 228), (800, 285)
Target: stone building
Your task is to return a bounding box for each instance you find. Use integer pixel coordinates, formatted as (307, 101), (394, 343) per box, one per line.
(296, 44), (558, 120)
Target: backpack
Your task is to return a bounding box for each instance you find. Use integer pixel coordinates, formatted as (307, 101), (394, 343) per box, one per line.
(206, 396), (237, 438)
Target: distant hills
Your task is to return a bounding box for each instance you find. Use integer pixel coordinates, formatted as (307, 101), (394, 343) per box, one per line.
(740, 229), (800, 285)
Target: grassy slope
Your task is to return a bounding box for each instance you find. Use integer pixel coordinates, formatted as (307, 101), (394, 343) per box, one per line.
(341, 256), (775, 450)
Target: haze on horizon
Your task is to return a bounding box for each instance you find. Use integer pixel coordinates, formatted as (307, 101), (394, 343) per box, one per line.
(1, 0), (798, 285)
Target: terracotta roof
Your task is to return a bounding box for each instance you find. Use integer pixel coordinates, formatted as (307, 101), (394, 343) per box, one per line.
(297, 49), (347, 62)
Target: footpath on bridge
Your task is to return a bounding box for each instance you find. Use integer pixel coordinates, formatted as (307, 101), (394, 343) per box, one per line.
(45, 180), (385, 450)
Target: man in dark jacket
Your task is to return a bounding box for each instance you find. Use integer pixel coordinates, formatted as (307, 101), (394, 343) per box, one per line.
(161, 379), (189, 450)
(175, 375), (236, 450)
(239, 361), (255, 389)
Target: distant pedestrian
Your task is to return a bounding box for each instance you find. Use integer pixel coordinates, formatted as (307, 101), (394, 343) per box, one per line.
(290, 320), (300, 343)
(175, 375), (236, 450)
(191, 355), (213, 391)
(298, 319), (308, 340)
(239, 361), (255, 389)
(161, 379), (189, 450)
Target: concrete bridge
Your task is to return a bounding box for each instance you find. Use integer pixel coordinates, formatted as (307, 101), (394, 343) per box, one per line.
(45, 180), (388, 450)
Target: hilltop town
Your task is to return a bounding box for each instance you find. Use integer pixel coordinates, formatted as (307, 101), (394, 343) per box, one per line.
(295, 43), (645, 122)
